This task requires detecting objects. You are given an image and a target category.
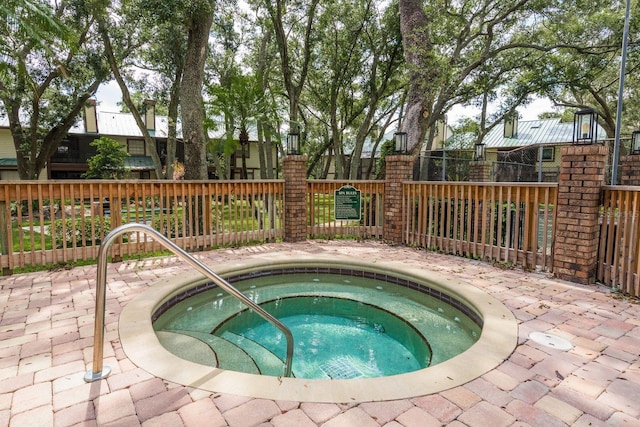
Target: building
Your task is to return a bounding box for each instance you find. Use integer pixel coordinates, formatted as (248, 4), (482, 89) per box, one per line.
(425, 116), (608, 182)
(0, 100), (279, 180)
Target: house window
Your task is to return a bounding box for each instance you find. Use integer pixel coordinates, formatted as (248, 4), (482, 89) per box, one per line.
(542, 147), (554, 162)
(128, 139), (145, 156)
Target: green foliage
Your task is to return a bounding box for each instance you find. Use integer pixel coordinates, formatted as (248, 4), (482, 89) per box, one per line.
(538, 112), (562, 120)
(51, 216), (126, 248)
(152, 212), (184, 238)
(0, 0), (71, 59)
(117, 93), (169, 115)
(374, 139), (396, 179)
(448, 118), (480, 150)
(0, 0), (110, 179)
(83, 137), (130, 179)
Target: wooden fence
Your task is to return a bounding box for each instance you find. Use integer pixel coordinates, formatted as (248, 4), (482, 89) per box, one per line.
(3, 179), (640, 298)
(0, 180), (284, 272)
(403, 182), (558, 271)
(598, 186), (640, 295)
(306, 181), (385, 239)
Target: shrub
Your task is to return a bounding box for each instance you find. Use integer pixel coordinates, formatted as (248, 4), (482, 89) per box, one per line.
(152, 212), (184, 238)
(83, 137), (129, 179)
(51, 216), (128, 248)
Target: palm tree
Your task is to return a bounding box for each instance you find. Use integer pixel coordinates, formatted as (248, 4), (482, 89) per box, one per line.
(206, 71), (276, 179)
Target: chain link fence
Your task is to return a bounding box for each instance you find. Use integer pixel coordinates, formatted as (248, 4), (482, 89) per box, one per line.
(414, 152), (473, 181)
(417, 138), (633, 183)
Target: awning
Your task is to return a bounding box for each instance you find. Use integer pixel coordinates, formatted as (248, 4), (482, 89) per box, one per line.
(125, 156), (155, 171)
(0, 158), (17, 169)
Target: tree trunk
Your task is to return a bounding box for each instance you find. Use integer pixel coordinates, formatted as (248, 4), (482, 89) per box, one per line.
(164, 75), (182, 179)
(399, 0), (432, 153)
(181, 8), (214, 180)
(257, 121), (268, 179)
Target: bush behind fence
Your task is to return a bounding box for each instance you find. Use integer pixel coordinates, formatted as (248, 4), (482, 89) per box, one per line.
(0, 180), (284, 271)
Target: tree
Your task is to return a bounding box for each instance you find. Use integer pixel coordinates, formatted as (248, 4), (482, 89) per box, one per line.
(0, 0), (110, 179)
(398, 0), (549, 153)
(125, 0), (187, 180)
(206, 71), (276, 179)
(83, 137), (129, 179)
(346, 1), (405, 179)
(448, 117), (479, 151)
(94, 0), (187, 179)
(521, 0), (640, 139)
(397, 0), (432, 153)
(299, 0), (404, 179)
(97, 9), (165, 179)
(0, 0), (69, 60)
(261, 0), (320, 142)
(204, 5), (252, 180)
(181, 0), (216, 180)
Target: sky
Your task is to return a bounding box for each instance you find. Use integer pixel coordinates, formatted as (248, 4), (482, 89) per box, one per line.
(447, 96), (556, 125)
(95, 81), (557, 124)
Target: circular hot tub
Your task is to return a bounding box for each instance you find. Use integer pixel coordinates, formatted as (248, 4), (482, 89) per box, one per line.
(120, 255), (517, 402)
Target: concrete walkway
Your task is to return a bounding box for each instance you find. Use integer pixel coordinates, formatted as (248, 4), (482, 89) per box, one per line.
(0, 240), (639, 426)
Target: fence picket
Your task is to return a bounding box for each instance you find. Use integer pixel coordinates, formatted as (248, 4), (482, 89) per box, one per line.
(0, 180), (285, 272)
(3, 179), (639, 297)
(403, 182), (557, 272)
(597, 187), (640, 297)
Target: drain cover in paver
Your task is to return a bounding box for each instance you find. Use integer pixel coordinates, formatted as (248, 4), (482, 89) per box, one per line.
(528, 331), (573, 351)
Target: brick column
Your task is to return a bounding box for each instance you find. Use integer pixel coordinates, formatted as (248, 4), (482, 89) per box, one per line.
(283, 155), (307, 242)
(553, 144), (608, 285)
(469, 160), (492, 182)
(619, 154), (640, 186)
(383, 155), (413, 244)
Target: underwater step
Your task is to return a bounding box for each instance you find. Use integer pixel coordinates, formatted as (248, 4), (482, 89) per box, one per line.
(156, 330), (260, 374)
(156, 330), (218, 367)
(219, 331), (289, 377)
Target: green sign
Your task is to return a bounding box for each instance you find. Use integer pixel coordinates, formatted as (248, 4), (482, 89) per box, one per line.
(334, 185), (361, 220)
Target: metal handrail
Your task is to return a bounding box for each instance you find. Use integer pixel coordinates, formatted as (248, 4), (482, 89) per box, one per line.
(84, 223), (294, 382)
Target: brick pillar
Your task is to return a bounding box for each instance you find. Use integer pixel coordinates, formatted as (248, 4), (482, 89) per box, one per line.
(283, 155), (307, 242)
(619, 154), (640, 186)
(553, 144), (608, 285)
(469, 160), (492, 182)
(383, 155), (413, 244)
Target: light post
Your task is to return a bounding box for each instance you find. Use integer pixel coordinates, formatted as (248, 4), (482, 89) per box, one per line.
(286, 132), (300, 155)
(632, 130), (640, 155)
(394, 131), (408, 154)
(612, 0), (632, 184)
(474, 142), (486, 161)
(573, 109), (598, 145)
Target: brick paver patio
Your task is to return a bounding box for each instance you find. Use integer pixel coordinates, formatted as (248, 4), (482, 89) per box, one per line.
(1, 240), (639, 426)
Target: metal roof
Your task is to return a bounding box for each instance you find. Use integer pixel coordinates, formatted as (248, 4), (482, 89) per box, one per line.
(3, 111), (261, 141)
(68, 112), (177, 138)
(482, 118), (607, 148)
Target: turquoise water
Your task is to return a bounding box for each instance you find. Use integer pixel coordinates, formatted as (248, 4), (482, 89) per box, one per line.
(153, 273), (481, 379)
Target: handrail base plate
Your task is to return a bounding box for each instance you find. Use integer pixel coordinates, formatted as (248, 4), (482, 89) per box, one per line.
(84, 366), (111, 383)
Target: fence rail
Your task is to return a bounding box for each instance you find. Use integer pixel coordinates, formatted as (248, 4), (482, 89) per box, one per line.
(403, 182), (557, 271)
(306, 181), (385, 239)
(0, 180), (284, 272)
(598, 186), (640, 295)
(3, 179), (640, 298)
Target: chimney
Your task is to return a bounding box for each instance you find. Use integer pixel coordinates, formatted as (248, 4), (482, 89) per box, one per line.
(84, 99), (98, 133)
(503, 114), (518, 138)
(143, 99), (156, 132)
